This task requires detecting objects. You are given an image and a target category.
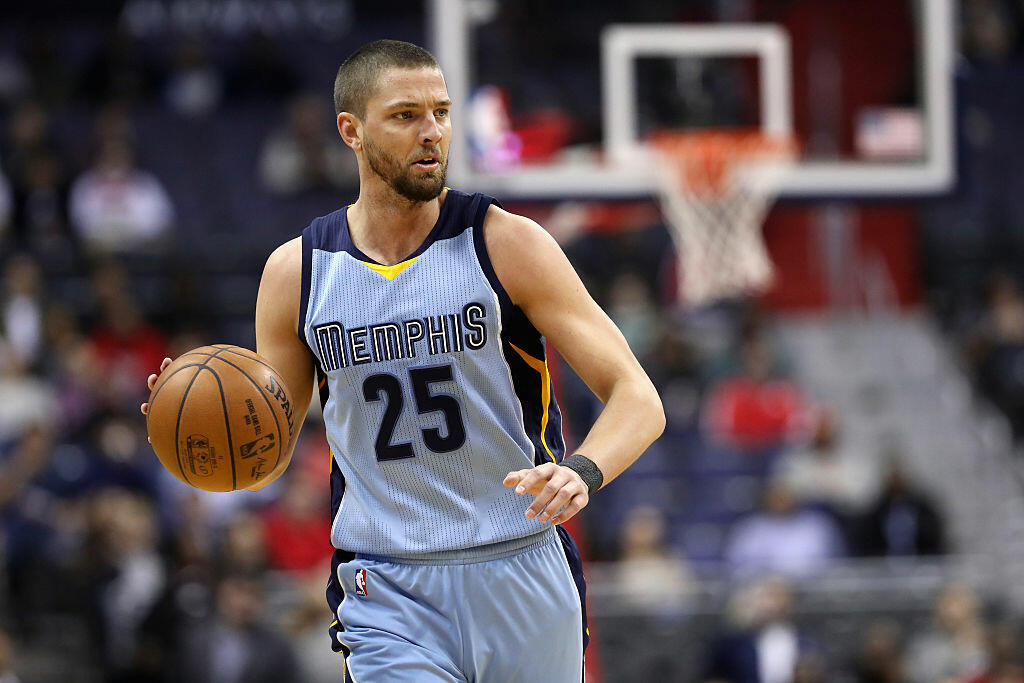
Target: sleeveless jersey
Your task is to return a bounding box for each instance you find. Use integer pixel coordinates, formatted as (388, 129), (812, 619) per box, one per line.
(299, 189), (566, 559)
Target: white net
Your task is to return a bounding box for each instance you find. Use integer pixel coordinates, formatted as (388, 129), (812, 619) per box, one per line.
(652, 131), (796, 306)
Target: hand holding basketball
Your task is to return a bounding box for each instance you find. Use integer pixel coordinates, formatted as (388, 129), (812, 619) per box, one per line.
(144, 345), (295, 492)
(141, 357), (173, 417)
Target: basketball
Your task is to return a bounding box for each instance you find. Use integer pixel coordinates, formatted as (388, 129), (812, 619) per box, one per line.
(146, 345), (295, 492)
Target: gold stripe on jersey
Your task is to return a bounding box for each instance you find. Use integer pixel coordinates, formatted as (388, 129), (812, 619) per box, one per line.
(509, 343), (557, 463)
(359, 256), (419, 281)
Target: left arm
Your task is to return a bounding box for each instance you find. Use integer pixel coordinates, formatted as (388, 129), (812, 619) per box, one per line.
(488, 206), (666, 525)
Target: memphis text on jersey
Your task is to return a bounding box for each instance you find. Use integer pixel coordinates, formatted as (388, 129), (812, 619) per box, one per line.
(312, 302), (487, 371)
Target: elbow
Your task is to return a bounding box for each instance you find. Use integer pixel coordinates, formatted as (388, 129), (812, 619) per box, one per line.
(647, 384), (666, 440)
(628, 376), (664, 443)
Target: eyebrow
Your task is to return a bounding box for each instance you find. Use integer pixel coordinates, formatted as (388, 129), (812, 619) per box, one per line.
(387, 99), (452, 109)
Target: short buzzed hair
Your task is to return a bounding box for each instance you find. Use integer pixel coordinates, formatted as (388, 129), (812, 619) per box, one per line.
(333, 40), (440, 118)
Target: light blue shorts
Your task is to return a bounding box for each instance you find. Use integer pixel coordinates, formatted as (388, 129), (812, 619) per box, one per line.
(326, 526), (588, 682)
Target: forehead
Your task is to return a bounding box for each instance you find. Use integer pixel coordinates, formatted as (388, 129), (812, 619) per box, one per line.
(368, 67), (449, 109)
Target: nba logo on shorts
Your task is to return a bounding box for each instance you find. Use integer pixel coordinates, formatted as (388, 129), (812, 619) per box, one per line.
(354, 569), (368, 596)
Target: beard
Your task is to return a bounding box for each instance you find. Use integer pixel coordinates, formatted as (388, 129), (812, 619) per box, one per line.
(364, 134), (447, 203)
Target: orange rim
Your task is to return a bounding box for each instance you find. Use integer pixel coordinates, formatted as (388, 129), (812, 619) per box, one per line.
(649, 128), (797, 195)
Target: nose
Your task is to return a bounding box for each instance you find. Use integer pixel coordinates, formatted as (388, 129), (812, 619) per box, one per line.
(420, 112), (444, 146)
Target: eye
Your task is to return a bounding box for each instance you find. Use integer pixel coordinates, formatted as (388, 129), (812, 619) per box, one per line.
(436, 109), (449, 118)
(396, 111), (413, 120)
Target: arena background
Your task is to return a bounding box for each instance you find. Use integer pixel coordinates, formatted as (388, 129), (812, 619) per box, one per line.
(2, 1), (1024, 681)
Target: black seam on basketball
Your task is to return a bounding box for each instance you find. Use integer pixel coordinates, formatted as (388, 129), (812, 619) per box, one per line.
(203, 366), (238, 490)
(173, 366), (206, 486)
(176, 351), (216, 360)
(204, 346), (233, 365)
(157, 348), (232, 437)
(148, 362), (211, 413)
(206, 355), (286, 475)
(148, 347), (232, 422)
(175, 345), (229, 360)
(215, 346), (280, 374)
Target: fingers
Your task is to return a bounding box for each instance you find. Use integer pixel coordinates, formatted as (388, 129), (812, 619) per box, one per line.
(147, 358), (173, 391)
(547, 493), (588, 525)
(507, 463), (591, 525)
(537, 484), (576, 523)
(503, 470), (528, 488)
(525, 478), (557, 519)
(142, 358), (173, 417)
(523, 467), (575, 520)
(511, 462), (558, 497)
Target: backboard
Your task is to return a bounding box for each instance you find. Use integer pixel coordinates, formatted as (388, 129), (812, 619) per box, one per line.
(430, 0), (955, 199)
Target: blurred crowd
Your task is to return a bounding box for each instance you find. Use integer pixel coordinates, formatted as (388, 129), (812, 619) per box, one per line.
(699, 578), (1023, 683)
(2, 1), (1024, 682)
(924, 0), (1024, 440)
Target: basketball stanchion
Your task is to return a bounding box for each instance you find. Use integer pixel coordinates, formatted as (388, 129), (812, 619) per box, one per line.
(650, 129), (796, 306)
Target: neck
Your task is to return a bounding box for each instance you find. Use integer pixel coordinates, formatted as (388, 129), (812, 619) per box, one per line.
(347, 180), (447, 265)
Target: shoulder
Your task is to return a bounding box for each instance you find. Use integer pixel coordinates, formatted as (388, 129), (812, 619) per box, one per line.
(482, 203), (555, 252)
(258, 237), (303, 330)
(264, 236), (302, 279)
(481, 203), (563, 306)
(260, 237), (302, 308)
(479, 202), (577, 309)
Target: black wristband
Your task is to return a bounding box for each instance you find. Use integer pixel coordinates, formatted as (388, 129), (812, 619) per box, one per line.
(559, 454), (604, 494)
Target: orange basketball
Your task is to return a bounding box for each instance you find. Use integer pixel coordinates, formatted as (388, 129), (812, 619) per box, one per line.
(146, 345), (295, 492)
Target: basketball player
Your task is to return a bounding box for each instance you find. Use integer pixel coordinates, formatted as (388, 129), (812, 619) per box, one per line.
(143, 40), (664, 681)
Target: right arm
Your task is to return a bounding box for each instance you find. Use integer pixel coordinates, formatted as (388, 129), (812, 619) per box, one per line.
(247, 236), (315, 490)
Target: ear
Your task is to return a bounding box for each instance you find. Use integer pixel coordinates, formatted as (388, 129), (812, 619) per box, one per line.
(337, 112), (362, 151)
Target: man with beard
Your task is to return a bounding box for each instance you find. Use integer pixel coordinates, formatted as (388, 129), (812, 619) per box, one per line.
(144, 39), (664, 681)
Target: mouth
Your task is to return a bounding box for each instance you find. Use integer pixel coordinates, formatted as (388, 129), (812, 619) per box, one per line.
(412, 156), (441, 171)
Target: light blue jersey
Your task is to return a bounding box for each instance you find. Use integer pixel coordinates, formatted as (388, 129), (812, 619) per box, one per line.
(300, 190), (588, 680)
(299, 189), (566, 559)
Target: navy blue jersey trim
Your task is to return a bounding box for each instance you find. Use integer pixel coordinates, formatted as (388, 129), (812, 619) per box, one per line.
(316, 365), (330, 410)
(470, 193), (546, 358)
(502, 340), (548, 466)
(307, 189), (481, 263)
(470, 193), (513, 312)
(324, 385), (357, 658)
(298, 228), (313, 337)
(556, 525), (590, 655)
(306, 207), (346, 254)
(326, 547), (355, 656)
(326, 380), (344, 521)
(546, 394), (567, 463)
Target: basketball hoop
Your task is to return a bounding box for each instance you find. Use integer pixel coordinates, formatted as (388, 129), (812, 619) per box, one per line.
(650, 129), (796, 306)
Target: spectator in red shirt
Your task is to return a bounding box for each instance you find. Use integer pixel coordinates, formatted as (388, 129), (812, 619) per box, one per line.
(88, 288), (168, 407)
(705, 328), (806, 451)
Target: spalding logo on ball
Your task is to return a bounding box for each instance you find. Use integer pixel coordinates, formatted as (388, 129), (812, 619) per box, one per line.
(146, 345), (295, 492)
